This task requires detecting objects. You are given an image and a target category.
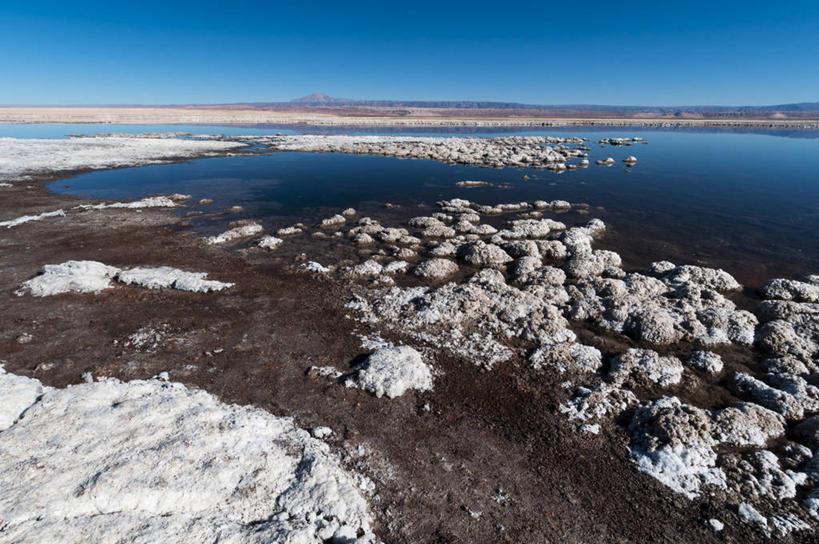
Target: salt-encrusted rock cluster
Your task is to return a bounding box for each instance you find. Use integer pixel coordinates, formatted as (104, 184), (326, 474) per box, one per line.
(255, 134), (591, 170)
(293, 197), (817, 536)
(598, 137), (644, 146)
(567, 263), (757, 346)
(0, 366), (377, 543)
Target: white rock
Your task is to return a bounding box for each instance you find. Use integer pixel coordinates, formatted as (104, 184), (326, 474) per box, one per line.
(311, 426), (333, 439)
(21, 260), (120, 296)
(530, 343), (601, 374)
(687, 351), (724, 374)
(301, 261), (331, 273)
(116, 267), (234, 293)
(277, 226), (303, 236)
(456, 241), (513, 268)
(321, 214), (346, 228)
(383, 260), (409, 274)
(348, 260), (384, 278)
(257, 235), (283, 250)
(706, 519), (724, 531)
(349, 346), (433, 399)
(608, 348), (684, 388)
(737, 503), (768, 531)
(205, 223), (263, 245)
(413, 259), (459, 281)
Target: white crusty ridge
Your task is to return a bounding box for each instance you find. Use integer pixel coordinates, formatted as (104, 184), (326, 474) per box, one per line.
(20, 261), (234, 296)
(0, 209), (66, 228)
(256, 134), (588, 169)
(0, 367), (377, 543)
(0, 136), (245, 182)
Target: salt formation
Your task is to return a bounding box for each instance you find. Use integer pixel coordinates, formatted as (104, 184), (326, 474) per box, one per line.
(0, 136), (245, 182)
(256, 134), (588, 169)
(0, 367), (376, 543)
(116, 267), (235, 292)
(412, 258), (459, 280)
(205, 221), (263, 245)
(309, 197), (818, 534)
(76, 194), (189, 210)
(321, 214), (347, 227)
(598, 137), (644, 146)
(346, 346), (433, 399)
(529, 343), (602, 374)
(20, 260), (120, 296)
(607, 348), (684, 388)
(567, 264), (756, 346)
(1, 195), (196, 229)
(258, 235), (284, 250)
(19, 261), (233, 296)
(277, 226), (304, 236)
(626, 397), (786, 499)
(0, 209), (66, 228)
(687, 351), (724, 373)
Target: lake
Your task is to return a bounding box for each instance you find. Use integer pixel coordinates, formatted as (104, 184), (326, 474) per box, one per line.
(2, 123), (817, 286)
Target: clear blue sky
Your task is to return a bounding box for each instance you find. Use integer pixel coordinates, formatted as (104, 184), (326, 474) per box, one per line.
(1, 1), (818, 106)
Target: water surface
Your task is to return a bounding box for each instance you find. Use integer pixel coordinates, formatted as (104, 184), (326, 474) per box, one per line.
(2, 123), (816, 285)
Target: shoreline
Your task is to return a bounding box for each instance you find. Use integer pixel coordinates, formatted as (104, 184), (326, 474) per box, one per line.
(2, 107), (819, 129)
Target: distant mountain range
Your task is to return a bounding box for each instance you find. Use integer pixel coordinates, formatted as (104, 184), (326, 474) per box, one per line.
(230, 94), (819, 117)
(285, 93), (819, 112)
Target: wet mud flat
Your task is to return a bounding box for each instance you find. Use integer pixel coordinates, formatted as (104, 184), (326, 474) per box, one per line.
(1, 137), (817, 542)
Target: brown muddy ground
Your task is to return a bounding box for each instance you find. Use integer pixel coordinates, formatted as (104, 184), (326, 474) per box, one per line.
(0, 177), (802, 543)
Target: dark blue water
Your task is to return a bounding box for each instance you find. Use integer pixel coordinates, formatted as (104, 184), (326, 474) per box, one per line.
(2, 123), (817, 284)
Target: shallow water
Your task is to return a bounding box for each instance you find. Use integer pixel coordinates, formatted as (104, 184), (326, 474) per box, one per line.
(2, 123), (817, 285)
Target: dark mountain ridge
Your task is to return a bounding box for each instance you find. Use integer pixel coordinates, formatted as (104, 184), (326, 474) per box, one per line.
(238, 95), (819, 116)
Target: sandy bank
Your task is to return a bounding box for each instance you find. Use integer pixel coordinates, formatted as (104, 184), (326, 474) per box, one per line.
(2, 106), (819, 129)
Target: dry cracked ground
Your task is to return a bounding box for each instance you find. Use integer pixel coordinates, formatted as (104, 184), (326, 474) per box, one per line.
(0, 135), (817, 543)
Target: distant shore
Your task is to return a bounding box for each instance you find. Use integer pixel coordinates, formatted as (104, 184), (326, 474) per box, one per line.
(2, 106), (819, 129)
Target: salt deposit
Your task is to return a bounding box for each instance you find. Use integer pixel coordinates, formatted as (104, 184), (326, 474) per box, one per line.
(116, 267), (235, 292)
(205, 222), (263, 245)
(76, 195), (186, 210)
(347, 346), (433, 399)
(258, 235), (284, 250)
(0, 209), (66, 228)
(19, 261), (233, 296)
(0, 368), (376, 543)
(20, 260), (120, 296)
(256, 134), (587, 169)
(0, 136), (245, 182)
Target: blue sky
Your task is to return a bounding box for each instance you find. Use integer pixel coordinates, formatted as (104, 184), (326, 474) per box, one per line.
(1, 1), (818, 106)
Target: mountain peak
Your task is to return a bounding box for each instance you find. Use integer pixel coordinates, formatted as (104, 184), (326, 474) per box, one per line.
(290, 93), (349, 105)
